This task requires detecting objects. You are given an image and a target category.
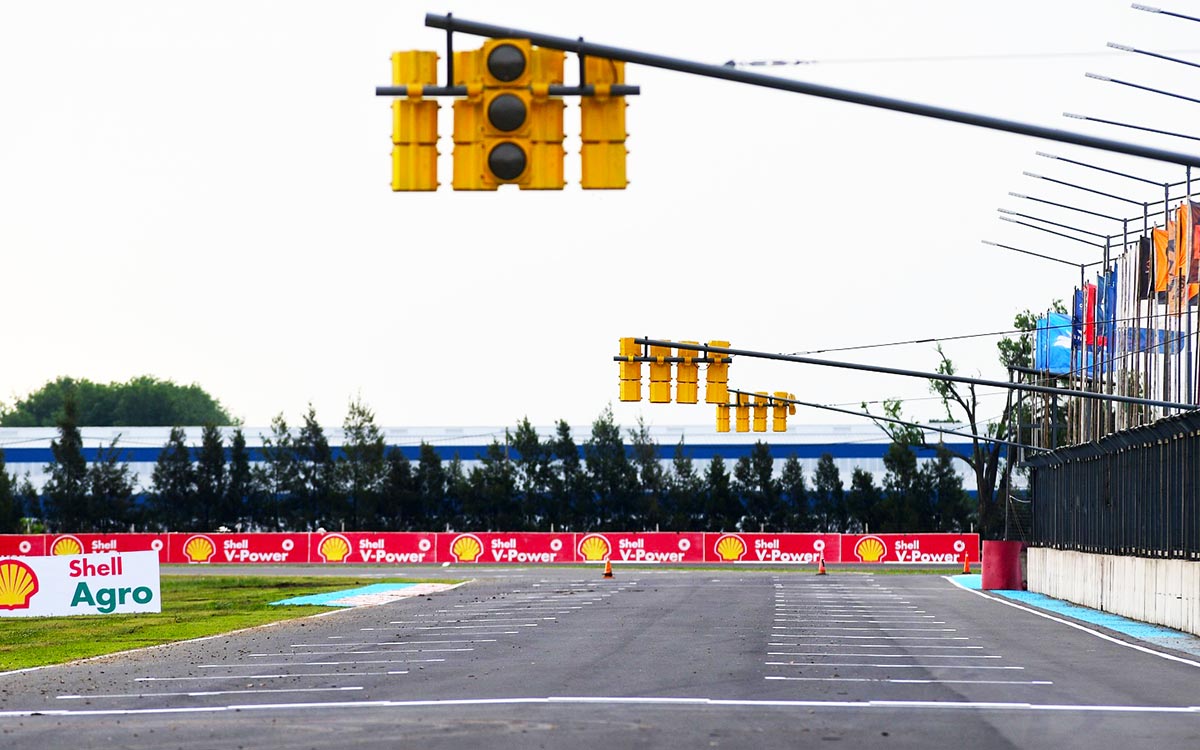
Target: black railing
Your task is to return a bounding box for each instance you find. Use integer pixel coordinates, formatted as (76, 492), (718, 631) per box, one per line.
(1026, 409), (1200, 559)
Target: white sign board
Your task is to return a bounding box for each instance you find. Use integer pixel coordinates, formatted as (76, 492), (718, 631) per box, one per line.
(0, 551), (161, 617)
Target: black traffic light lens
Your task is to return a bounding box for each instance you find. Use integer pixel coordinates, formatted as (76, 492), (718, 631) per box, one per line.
(487, 93), (527, 132)
(488, 142), (527, 181)
(486, 43), (526, 82)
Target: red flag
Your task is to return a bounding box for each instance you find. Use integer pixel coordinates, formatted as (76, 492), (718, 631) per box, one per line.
(1084, 283), (1097, 346)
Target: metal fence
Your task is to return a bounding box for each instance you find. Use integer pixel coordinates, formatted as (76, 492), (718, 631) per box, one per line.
(1026, 409), (1200, 559)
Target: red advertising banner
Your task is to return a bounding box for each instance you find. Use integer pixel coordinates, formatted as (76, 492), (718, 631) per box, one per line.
(55, 533), (168, 561)
(0, 532), (980, 565)
(0, 535), (44, 556)
(438, 532), (574, 564)
(840, 533), (978, 564)
(705, 532), (839, 564)
(167, 533), (310, 564)
(313, 532), (436, 564)
(577, 532), (705, 564)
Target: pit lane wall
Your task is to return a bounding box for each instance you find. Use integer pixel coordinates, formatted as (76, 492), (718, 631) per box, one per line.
(0, 532), (976, 566)
(1028, 548), (1200, 636)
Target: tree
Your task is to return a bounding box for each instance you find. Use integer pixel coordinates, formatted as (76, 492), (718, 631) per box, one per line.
(703, 454), (740, 531)
(845, 468), (881, 533)
(1, 375), (234, 427)
(381, 448), (419, 530)
(583, 406), (637, 529)
(923, 443), (974, 532)
(151, 427), (196, 530)
(549, 420), (588, 530)
(628, 417), (667, 530)
(0, 450), (20, 534)
(415, 442), (446, 528)
(194, 424), (227, 530)
(256, 414), (296, 530)
(510, 418), (552, 529)
(778, 456), (809, 531)
(868, 304), (1065, 538)
(340, 397), (386, 530)
(811, 454), (845, 532)
(734, 442), (779, 532)
(227, 428), (255, 529)
(668, 441), (704, 531)
(42, 393), (89, 532)
(466, 440), (519, 530)
(879, 443), (927, 532)
(88, 438), (138, 532)
(293, 404), (340, 530)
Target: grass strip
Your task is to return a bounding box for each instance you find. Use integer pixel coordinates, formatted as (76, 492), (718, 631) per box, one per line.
(0, 575), (452, 672)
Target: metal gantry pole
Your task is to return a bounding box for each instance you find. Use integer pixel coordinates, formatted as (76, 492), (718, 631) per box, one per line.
(426, 14), (1200, 167)
(631, 339), (1199, 411)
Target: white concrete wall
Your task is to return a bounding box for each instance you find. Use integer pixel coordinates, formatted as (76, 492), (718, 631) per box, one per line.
(1028, 548), (1200, 636)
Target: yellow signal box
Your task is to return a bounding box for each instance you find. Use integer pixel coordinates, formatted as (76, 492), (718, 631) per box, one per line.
(675, 341), (699, 404)
(391, 51), (440, 191)
(580, 57), (628, 189)
(648, 344), (673, 403)
(453, 40), (565, 190)
(526, 47), (566, 189)
(705, 340), (730, 404)
(752, 392), (768, 432)
(618, 337), (641, 402)
(716, 403), (731, 433)
(772, 391), (797, 432)
(735, 392), (751, 433)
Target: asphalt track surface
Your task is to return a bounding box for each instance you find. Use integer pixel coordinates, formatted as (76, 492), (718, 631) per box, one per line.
(2, 567), (1200, 749)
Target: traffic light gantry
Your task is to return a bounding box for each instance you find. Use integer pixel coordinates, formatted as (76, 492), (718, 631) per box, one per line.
(382, 38), (635, 191)
(614, 338), (796, 433)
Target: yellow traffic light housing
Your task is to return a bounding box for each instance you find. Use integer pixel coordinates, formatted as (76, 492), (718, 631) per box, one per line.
(618, 337), (642, 402)
(390, 51), (440, 191)
(735, 392), (751, 433)
(705, 341), (730, 404)
(648, 344), (673, 403)
(772, 391), (796, 432)
(716, 403), (731, 433)
(580, 57), (628, 189)
(451, 39), (565, 190)
(675, 341), (699, 404)
(752, 392), (768, 432)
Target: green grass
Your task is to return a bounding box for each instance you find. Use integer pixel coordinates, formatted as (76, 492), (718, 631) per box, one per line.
(0, 575), (451, 672)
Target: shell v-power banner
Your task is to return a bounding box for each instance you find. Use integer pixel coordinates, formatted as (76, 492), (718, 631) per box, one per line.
(0, 533), (977, 566)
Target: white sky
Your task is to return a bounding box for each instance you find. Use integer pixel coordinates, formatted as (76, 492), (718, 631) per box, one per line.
(2, 1), (1198, 430)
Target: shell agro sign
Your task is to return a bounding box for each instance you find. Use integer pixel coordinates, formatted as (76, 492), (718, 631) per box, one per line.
(0, 551), (161, 617)
(315, 533), (435, 564)
(438, 533), (571, 564)
(587, 533), (705, 564)
(168, 533), (308, 564)
(843, 534), (978, 563)
(709, 533), (839, 564)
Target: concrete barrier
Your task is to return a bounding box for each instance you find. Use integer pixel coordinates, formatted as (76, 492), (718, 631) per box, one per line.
(1028, 548), (1200, 636)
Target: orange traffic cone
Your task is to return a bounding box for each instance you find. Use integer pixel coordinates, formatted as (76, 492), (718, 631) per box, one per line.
(816, 555), (827, 576)
(962, 554), (971, 574)
(603, 559), (614, 578)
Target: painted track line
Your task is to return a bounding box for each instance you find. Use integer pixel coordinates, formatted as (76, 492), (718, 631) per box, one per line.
(7, 695), (1200, 718)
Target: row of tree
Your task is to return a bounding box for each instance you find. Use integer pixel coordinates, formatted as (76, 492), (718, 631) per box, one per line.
(0, 396), (973, 535)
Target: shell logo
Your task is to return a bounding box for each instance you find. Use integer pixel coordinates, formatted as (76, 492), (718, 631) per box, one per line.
(853, 535), (888, 563)
(50, 535), (84, 556)
(577, 534), (611, 562)
(182, 535), (216, 563)
(318, 534), (352, 563)
(0, 559), (38, 610)
(449, 534), (484, 563)
(713, 534), (747, 562)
